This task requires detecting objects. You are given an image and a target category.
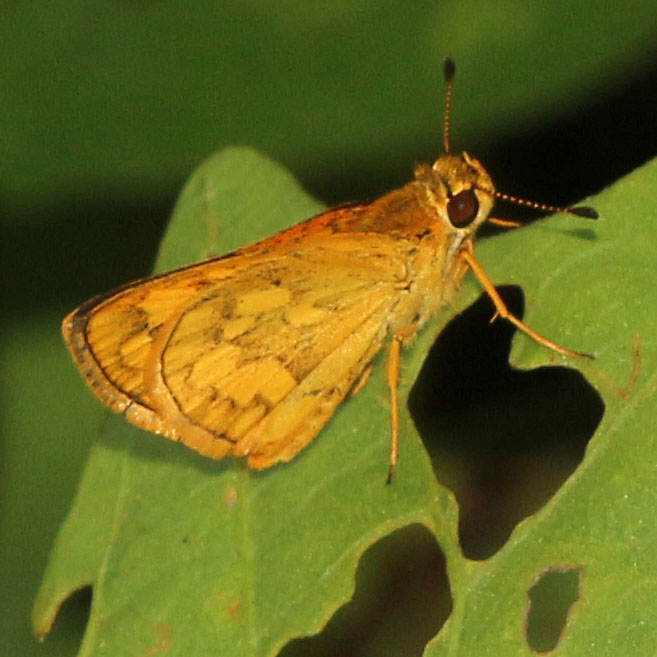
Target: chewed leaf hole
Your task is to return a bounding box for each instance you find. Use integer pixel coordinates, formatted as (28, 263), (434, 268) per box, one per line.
(279, 524), (451, 657)
(526, 567), (581, 652)
(37, 585), (91, 652)
(409, 287), (604, 559)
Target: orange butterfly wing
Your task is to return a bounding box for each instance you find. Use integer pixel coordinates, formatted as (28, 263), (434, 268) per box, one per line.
(63, 230), (415, 467)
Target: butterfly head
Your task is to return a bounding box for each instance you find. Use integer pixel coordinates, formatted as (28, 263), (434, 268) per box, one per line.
(416, 151), (496, 238)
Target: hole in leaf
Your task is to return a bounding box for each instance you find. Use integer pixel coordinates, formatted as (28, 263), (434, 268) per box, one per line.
(409, 287), (604, 560)
(279, 524), (451, 657)
(526, 567), (581, 652)
(38, 586), (91, 654)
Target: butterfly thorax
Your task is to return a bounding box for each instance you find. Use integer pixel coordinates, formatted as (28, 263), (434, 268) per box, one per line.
(378, 152), (496, 339)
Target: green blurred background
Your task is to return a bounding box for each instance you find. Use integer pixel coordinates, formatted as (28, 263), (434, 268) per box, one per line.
(3, 1), (657, 655)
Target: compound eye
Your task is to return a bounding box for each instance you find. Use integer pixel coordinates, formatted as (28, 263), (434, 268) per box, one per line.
(447, 189), (479, 227)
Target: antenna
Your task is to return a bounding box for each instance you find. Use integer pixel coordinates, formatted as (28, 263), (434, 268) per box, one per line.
(442, 59), (598, 221)
(493, 190), (598, 219)
(443, 58), (456, 153)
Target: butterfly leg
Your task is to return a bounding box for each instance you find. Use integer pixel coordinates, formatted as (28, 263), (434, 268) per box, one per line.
(386, 322), (419, 484)
(351, 364), (373, 398)
(487, 217), (523, 228)
(459, 242), (592, 359)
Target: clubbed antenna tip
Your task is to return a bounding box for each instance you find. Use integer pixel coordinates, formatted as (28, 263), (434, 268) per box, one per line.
(569, 206), (598, 219)
(443, 58), (456, 82)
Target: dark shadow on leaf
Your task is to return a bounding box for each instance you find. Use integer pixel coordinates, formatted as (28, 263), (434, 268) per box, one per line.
(408, 287), (604, 560)
(279, 524), (451, 657)
(554, 227), (598, 241)
(526, 567), (581, 653)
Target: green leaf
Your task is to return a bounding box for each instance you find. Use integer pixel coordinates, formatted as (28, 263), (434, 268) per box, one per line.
(34, 149), (657, 656)
(426, 157), (657, 657)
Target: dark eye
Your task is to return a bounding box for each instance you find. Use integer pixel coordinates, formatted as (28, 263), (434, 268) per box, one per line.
(447, 189), (478, 227)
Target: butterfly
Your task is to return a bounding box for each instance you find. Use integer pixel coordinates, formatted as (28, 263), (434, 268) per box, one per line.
(62, 59), (596, 481)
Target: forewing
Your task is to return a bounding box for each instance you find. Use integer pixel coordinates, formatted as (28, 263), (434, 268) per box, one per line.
(64, 233), (408, 465)
(63, 255), (252, 415)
